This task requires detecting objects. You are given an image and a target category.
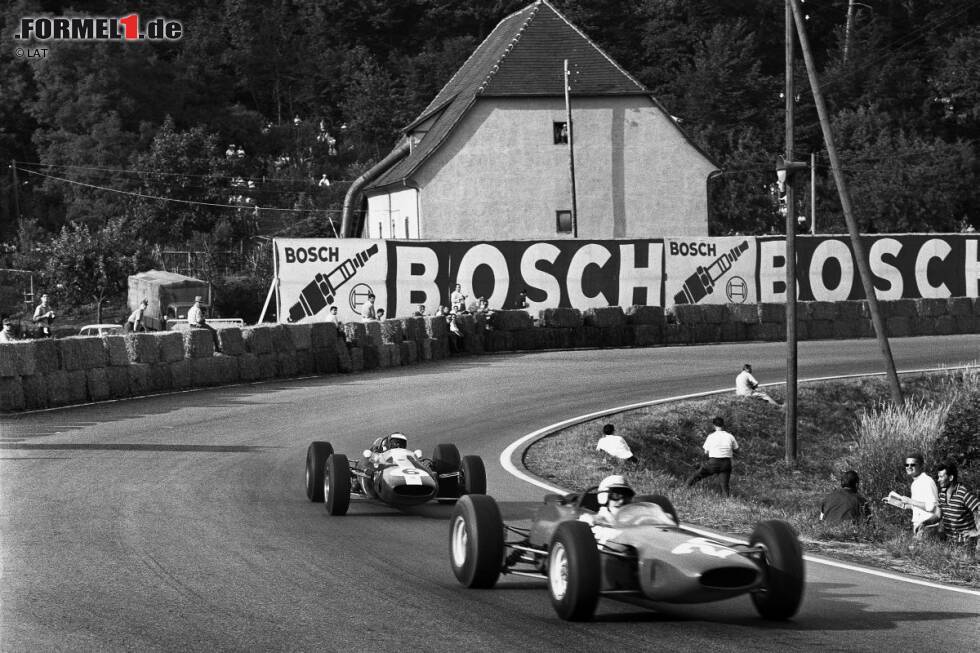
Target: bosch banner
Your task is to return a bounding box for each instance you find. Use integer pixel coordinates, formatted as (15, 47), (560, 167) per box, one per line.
(274, 235), (980, 322)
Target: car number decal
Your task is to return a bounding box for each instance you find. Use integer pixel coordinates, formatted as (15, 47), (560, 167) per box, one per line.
(397, 467), (424, 485)
(671, 537), (736, 559)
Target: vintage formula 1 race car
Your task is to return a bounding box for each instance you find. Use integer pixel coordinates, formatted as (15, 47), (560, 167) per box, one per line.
(305, 433), (487, 516)
(449, 490), (804, 621)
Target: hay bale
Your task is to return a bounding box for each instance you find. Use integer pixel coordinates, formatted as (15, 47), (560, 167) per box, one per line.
(749, 323), (783, 341)
(127, 364), (152, 397)
(871, 299), (916, 318)
(125, 333), (159, 364)
(377, 343), (396, 368)
(86, 368), (110, 401)
(379, 320), (403, 344)
(424, 315), (449, 338)
(886, 316), (911, 337)
(0, 343), (17, 377)
(832, 320), (862, 339)
(310, 322), (338, 350)
(255, 353), (276, 379)
(295, 350), (314, 375)
(268, 324), (294, 353)
(349, 346), (364, 372)
(625, 305), (663, 325)
(725, 303), (758, 324)
(79, 337), (107, 369)
(56, 337), (84, 370)
(916, 298), (947, 317)
(946, 297), (973, 317)
(44, 370), (70, 406)
(183, 328), (215, 359)
(663, 324), (689, 345)
(837, 301), (864, 321)
(400, 341), (417, 365)
(809, 301), (837, 320)
(632, 324), (662, 346)
(217, 328), (246, 356)
(156, 332), (185, 362)
(148, 365), (172, 393)
(218, 354), (240, 383)
(808, 320), (834, 340)
(276, 352), (299, 377)
(105, 366), (131, 398)
(419, 338), (433, 360)
(935, 315), (956, 335)
(399, 317), (420, 343)
(12, 342), (40, 376)
(102, 335), (129, 366)
(583, 307), (627, 328)
(22, 374), (48, 409)
(238, 353), (260, 381)
(955, 315), (978, 333)
(0, 377), (25, 411)
(484, 331), (511, 352)
(191, 357), (221, 386)
(512, 328), (543, 350)
(363, 321), (383, 349)
(719, 322), (745, 342)
(757, 303), (785, 324)
(539, 308), (583, 328)
(170, 359), (192, 389)
(428, 337), (446, 360)
(488, 310), (532, 332)
(344, 322), (367, 348)
(336, 341), (352, 372)
(313, 348), (338, 374)
(242, 326), (274, 354)
(362, 345), (380, 370)
(285, 324), (312, 351)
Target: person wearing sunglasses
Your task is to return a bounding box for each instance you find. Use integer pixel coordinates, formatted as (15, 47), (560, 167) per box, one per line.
(900, 453), (941, 538)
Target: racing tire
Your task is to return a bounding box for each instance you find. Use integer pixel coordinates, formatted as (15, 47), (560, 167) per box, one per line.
(749, 520), (804, 620)
(305, 441), (333, 503)
(635, 493), (680, 526)
(548, 521), (600, 621)
(449, 495), (504, 588)
(433, 444), (462, 501)
(459, 455), (487, 496)
(324, 453), (351, 516)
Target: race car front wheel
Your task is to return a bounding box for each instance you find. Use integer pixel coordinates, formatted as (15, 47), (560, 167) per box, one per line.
(305, 441), (334, 502)
(749, 520), (804, 620)
(459, 455), (487, 495)
(324, 453), (351, 516)
(548, 521), (600, 621)
(449, 495), (503, 588)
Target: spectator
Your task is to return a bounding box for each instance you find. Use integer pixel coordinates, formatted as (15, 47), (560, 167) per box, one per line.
(187, 295), (221, 353)
(515, 289), (529, 309)
(450, 284), (467, 313)
(376, 308), (385, 320)
(596, 423), (637, 462)
(413, 304), (427, 317)
(886, 452), (940, 539)
(819, 470), (870, 524)
(125, 299), (149, 332)
(735, 364), (780, 406)
(0, 316), (19, 342)
(326, 305), (343, 328)
(447, 312), (464, 354)
(361, 293), (377, 321)
(936, 460), (980, 558)
(686, 417), (739, 497)
(32, 293), (56, 338)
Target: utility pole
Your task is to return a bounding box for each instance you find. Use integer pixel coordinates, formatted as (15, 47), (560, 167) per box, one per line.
(789, 0), (903, 406)
(783, 0), (799, 463)
(10, 160), (21, 220)
(810, 152), (816, 234)
(564, 59), (578, 238)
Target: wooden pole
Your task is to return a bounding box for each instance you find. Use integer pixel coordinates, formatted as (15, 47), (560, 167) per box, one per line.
(790, 0), (903, 406)
(784, 0), (798, 463)
(564, 59), (578, 238)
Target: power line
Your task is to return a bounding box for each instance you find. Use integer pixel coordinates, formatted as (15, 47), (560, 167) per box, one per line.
(15, 160), (356, 185)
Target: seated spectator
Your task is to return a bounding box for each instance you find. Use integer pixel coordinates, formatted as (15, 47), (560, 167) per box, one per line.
(596, 424), (637, 463)
(735, 364), (780, 406)
(450, 284), (468, 313)
(447, 312), (464, 353)
(0, 316), (19, 342)
(187, 295), (221, 353)
(413, 304), (427, 317)
(819, 470), (870, 524)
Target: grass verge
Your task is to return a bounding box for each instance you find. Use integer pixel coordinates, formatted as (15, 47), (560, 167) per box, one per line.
(523, 365), (980, 588)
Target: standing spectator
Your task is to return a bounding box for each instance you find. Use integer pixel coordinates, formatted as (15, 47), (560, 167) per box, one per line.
(32, 293), (56, 337)
(936, 460), (980, 558)
(413, 304), (427, 317)
(735, 364), (780, 406)
(376, 308), (385, 320)
(187, 295), (221, 353)
(0, 316), (19, 342)
(450, 284), (467, 313)
(819, 470), (870, 524)
(326, 305), (346, 343)
(515, 289), (529, 309)
(125, 299), (149, 332)
(888, 452), (940, 539)
(447, 312), (464, 353)
(361, 293), (377, 321)
(686, 417), (739, 497)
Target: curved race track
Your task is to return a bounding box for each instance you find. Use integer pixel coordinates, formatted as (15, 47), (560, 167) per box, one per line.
(1, 335), (978, 651)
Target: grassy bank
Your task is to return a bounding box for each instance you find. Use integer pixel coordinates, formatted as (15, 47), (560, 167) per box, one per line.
(523, 365), (980, 587)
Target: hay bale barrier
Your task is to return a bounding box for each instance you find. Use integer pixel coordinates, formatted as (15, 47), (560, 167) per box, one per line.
(3, 296), (979, 411)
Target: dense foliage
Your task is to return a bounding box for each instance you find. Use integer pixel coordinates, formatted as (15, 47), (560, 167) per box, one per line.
(2, 0), (979, 315)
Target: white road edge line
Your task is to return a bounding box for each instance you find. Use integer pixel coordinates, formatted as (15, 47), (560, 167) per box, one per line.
(499, 364), (980, 596)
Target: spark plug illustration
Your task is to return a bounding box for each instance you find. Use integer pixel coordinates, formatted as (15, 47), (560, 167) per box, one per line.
(672, 240), (749, 305)
(286, 244), (379, 322)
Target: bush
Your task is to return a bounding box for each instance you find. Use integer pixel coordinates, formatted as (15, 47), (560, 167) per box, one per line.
(213, 275), (268, 323)
(935, 367), (980, 468)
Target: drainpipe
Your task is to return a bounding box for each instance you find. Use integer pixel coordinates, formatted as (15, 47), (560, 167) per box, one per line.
(340, 141), (412, 237)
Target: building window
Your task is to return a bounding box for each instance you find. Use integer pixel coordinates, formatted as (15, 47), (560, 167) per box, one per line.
(553, 121), (568, 144)
(556, 210), (572, 233)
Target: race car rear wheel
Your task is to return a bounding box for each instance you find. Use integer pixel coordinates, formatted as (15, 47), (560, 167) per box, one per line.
(324, 453), (351, 516)
(749, 520), (804, 620)
(305, 441), (333, 503)
(459, 455), (487, 495)
(449, 495), (504, 588)
(434, 444), (462, 502)
(548, 521), (600, 621)
(634, 493), (680, 525)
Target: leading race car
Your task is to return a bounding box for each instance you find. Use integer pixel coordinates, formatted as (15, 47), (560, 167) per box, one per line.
(305, 433), (487, 516)
(449, 488), (804, 621)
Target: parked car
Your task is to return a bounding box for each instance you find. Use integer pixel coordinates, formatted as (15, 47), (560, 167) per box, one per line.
(79, 324), (124, 336)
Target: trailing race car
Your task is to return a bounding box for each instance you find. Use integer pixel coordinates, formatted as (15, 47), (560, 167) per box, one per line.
(305, 433), (487, 516)
(449, 488), (804, 622)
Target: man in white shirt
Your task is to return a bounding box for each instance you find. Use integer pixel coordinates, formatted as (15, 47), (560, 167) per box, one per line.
(686, 416), (739, 497)
(360, 293), (377, 321)
(735, 364), (780, 406)
(187, 295), (221, 352)
(899, 453), (940, 538)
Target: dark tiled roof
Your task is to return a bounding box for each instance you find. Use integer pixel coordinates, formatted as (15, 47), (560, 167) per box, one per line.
(366, 1), (669, 191)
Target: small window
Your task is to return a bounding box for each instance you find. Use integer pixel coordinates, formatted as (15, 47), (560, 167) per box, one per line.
(556, 210), (572, 233)
(553, 121), (568, 144)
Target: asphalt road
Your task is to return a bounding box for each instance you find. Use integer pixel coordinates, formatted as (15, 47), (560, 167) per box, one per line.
(1, 335), (978, 652)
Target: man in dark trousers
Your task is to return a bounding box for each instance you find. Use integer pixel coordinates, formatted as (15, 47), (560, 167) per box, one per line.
(819, 470), (870, 524)
(686, 417), (739, 497)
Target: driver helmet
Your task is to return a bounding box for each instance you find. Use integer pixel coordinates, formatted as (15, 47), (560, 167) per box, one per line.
(597, 474), (635, 508)
(387, 433), (408, 450)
